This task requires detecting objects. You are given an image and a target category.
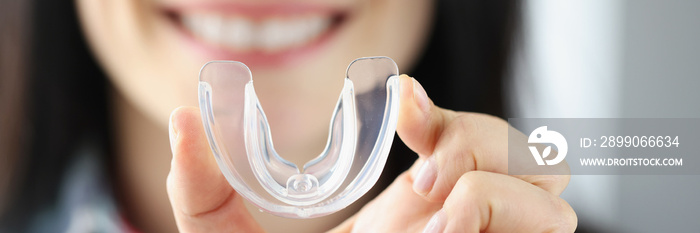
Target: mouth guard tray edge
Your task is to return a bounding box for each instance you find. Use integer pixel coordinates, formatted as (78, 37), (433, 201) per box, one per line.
(198, 56), (400, 218)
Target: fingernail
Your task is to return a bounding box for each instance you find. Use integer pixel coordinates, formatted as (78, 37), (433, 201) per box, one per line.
(422, 209), (447, 233)
(412, 78), (430, 113)
(413, 156), (437, 196)
(169, 113), (179, 155)
(411, 157), (426, 179)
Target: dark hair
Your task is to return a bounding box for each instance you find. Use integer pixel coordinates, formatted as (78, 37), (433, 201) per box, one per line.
(0, 0), (31, 217)
(0, 0), (518, 230)
(0, 0), (112, 229)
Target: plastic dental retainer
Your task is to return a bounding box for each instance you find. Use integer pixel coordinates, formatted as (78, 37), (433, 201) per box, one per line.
(198, 56), (400, 218)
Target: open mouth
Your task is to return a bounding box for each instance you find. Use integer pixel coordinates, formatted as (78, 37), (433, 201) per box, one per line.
(164, 4), (349, 66)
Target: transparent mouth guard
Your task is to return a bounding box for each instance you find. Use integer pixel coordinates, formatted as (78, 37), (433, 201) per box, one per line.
(198, 57), (400, 218)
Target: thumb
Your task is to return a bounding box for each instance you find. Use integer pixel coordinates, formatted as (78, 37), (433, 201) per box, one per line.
(167, 106), (263, 232)
(396, 75), (456, 157)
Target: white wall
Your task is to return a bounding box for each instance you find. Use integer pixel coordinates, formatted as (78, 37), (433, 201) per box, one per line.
(516, 0), (700, 232)
(514, 0), (624, 230)
(618, 0), (700, 232)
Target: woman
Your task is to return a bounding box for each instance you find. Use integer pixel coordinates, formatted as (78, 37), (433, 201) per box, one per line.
(0, 0), (576, 232)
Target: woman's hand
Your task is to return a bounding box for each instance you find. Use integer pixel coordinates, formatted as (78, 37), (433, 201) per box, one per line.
(329, 75), (577, 232)
(166, 75), (577, 232)
(167, 106), (264, 232)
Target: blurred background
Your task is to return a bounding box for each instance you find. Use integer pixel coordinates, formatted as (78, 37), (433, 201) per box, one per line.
(2, 0), (700, 232)
(515, 0), (700, 232)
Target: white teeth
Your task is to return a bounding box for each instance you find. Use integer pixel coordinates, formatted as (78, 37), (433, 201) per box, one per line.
(201, 15), (223, 43)
(181, 14), (332, 52)
(223, 18), (254, 50)
(259, 19), (287, 52)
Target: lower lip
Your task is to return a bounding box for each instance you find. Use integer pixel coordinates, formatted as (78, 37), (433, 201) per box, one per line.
(170, 13), (344, 68)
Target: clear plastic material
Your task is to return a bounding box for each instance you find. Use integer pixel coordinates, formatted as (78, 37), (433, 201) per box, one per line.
(198, 56), (400, 218)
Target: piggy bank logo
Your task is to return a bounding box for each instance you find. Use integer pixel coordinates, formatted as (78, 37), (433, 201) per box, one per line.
(528, 126), (568, 166)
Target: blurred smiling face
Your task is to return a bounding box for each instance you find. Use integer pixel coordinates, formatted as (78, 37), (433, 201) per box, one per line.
(75, 0), (432, 231)
(76, 0), (433, 163)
